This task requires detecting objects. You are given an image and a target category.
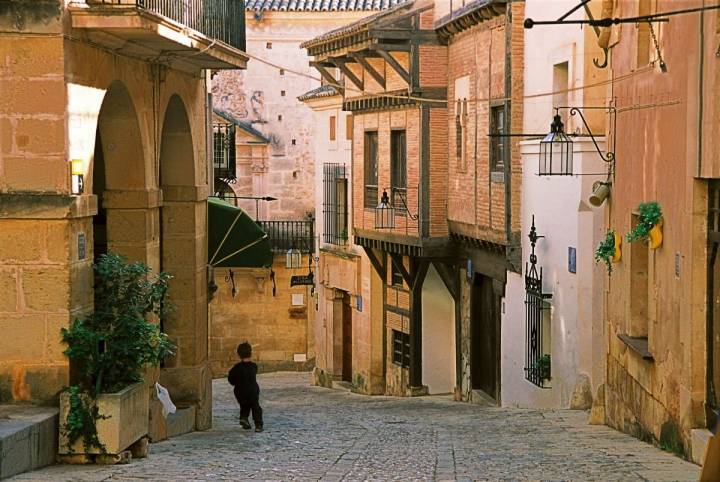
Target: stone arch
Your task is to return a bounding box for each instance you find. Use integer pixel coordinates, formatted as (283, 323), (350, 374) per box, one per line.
(158, 93), (211, 431)
(92, 80), (156, 262)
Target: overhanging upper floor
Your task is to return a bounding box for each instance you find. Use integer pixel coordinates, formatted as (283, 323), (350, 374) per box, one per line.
(69, 0), (248, 72)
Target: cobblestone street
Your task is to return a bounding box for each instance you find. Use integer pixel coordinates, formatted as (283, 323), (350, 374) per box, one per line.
(13, 373), (699, 481)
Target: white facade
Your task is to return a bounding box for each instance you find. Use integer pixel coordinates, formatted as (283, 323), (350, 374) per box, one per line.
(501, 0), (608, 409)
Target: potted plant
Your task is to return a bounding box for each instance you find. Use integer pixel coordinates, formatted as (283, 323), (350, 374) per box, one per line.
(59, 254), (174, 457)
(626, 201), (663, 249)
(595, 230), (621, 274)
(531, 354), (551, 382)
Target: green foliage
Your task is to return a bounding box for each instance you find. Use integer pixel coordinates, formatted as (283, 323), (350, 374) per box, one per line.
(627, 201), (662, 243)
(63, 385), (108, 453)
(531, 354), (551, 381)
(60, 253), (175, 452)
(595, 230), (616, 275)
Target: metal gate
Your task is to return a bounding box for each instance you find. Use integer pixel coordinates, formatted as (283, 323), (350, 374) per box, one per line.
(524, 216), (552, 387)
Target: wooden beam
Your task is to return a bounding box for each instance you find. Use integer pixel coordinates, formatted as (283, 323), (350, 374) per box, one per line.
(309, 61), (341, 89)
(371, 43), (411, 52)
(376, 49), (410, 86)
(331, 57), (364, 91)
(432, 261), (459, 301)
(349, 52), (385, 89)
(390, 253), (412, 287)
(363, 246), (386, 282)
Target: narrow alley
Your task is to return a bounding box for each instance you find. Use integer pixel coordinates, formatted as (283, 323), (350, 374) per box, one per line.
(13, 373), (698, 481)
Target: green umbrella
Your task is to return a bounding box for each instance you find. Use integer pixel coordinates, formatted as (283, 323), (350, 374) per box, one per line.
(207, 198), (272, 268)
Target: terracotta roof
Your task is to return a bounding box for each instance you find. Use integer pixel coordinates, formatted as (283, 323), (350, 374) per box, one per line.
(213, 109), (270, 144)
(297, 85), (342, 101)
(300, 0), (425, 51)
(246, 0), (406, 11)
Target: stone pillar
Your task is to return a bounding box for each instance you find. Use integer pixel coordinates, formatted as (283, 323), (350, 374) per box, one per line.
(0, 194), (96, 403)
(158, 185), (211, 431)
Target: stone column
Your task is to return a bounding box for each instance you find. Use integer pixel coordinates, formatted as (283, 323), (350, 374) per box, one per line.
(158, 185), (211, 431)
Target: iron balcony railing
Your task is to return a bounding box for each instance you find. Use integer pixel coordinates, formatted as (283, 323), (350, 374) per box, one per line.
(89, 0), (246, 51)
(259, 220), (315, 254)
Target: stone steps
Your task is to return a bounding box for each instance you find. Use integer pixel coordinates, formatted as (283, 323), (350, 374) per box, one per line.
(0, 405), (58, 479)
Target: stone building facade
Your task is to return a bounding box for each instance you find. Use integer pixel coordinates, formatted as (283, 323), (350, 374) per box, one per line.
(597, 0), (719, 462)
(0, 1), (247, 436)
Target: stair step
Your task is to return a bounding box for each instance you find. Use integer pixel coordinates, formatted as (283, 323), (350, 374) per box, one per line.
(0, 405), (58, 479)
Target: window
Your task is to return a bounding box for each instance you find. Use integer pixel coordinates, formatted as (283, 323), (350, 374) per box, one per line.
(490, 105), (506, 173)
(281, 90), (286, 97)
(455, 99), (468, 166)
(329, 116), (336, 141)
(346, 114), (353, 141)
(392, 330), (410, 368)
(323, 163), (348, 245)
(280, 69), (285, 76)
(552, 62), (569, 125)
(391, 259), (404, 286)
(364, 131), (378, 209)
(391, 130), (407, 211)
(213, 123), (236, 180)
(629, 213), (649, 338)
(266, 42), (272, 49)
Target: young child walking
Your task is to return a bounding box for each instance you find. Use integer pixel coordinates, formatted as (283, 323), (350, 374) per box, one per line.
(228, 341), (264, 432)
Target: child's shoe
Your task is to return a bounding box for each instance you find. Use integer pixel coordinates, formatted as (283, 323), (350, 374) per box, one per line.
(239, 417), (251, 429)
(254, 424), (264, 433)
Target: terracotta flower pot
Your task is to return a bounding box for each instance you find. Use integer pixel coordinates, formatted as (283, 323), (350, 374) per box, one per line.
(612, 232), (622, 263)
(649, 218), (663, 250)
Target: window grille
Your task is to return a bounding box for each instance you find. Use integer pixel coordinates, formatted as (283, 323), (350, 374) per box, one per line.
(392, 330), (410, 368)
(323, 163), (348, 245)
(524, 216), (552, 387)
(213, 123), (236, 181)
(456, 99), (467, 166)
(258, 220), (314, 254)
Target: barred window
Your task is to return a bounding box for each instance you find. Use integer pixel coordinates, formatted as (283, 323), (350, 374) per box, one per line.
(364, 131), (378, 208)
(213, 123), (236, 180)
(391, 259), (404, 287)
(323, 163), (348, 245)
(392, 330), (410, 368)
(455, 99), (468, 167)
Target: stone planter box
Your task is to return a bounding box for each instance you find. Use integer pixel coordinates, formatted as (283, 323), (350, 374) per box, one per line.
(59, 382), (148, 455)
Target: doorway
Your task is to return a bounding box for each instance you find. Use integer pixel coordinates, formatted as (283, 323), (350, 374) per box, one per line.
(707, 181), (720, 427)
(471, 274), (500, 401)
(342, 291), (352, 383)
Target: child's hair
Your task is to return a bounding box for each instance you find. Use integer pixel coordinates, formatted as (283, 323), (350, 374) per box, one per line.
(237, 341), (252, 359)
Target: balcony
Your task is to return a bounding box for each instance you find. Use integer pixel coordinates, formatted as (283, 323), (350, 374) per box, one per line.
(69, 0), (248, 72)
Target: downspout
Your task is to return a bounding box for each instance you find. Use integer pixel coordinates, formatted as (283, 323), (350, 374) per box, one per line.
(698, 0), (705, 176)
(504, 2), (514, 269)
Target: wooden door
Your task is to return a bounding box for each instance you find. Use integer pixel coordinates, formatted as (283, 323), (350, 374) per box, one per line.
(342, 292), (353, 383)
(471, 274), (499, 400)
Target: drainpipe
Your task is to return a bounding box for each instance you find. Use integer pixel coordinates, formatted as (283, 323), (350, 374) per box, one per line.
(504, 2), (515, 269)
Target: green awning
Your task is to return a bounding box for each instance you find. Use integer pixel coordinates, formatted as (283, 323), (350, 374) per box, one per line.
(208, 198), (273, 268)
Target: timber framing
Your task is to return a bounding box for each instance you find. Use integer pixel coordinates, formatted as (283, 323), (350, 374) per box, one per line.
(354, 229), (454, 258)
(435, 0), (507, 41)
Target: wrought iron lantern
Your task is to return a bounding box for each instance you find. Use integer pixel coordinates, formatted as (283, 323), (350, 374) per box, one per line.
(286, 247), (302, 269)
(539, 113), (573, 176)
(375, 190), (395, 230)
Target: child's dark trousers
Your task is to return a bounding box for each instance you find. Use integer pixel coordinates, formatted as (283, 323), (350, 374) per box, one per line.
(239, 398), (263, 426)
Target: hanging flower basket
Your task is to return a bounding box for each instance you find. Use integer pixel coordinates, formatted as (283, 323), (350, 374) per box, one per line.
(595, 230), (620, 275)
(626, 201), (663, 248)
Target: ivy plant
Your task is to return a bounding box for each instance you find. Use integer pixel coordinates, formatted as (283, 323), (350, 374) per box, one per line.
(595, 230), (617, 275)
(627, 201), (662, 243)
(61, 253), (175, 452)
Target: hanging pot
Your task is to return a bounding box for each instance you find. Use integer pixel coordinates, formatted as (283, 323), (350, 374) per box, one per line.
(649, 218), (663, 250)
(611, 231), (622, 263)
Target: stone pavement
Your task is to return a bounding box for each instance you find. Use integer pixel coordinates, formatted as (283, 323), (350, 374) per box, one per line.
(11, 372), (700, 481)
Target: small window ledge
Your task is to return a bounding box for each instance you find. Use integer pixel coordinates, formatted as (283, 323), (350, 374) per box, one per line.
(617, 334), (654, 361)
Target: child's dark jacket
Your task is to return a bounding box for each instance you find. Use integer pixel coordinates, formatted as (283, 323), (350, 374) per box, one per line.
(228, 361), (260, 402)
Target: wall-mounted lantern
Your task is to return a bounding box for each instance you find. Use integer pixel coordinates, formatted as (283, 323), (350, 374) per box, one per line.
(375, 190), (395, 230)
(286, 247), (302, 269)
(539, 104), (616, 179)
(539, 114), (573, 176)
(71, 159), (84, 194)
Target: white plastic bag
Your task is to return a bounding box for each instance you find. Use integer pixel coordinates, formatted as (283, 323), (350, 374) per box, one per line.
(155, 382), (176, 418)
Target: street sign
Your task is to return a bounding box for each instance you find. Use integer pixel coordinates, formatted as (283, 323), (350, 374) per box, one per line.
(290, 272), (314, 287)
